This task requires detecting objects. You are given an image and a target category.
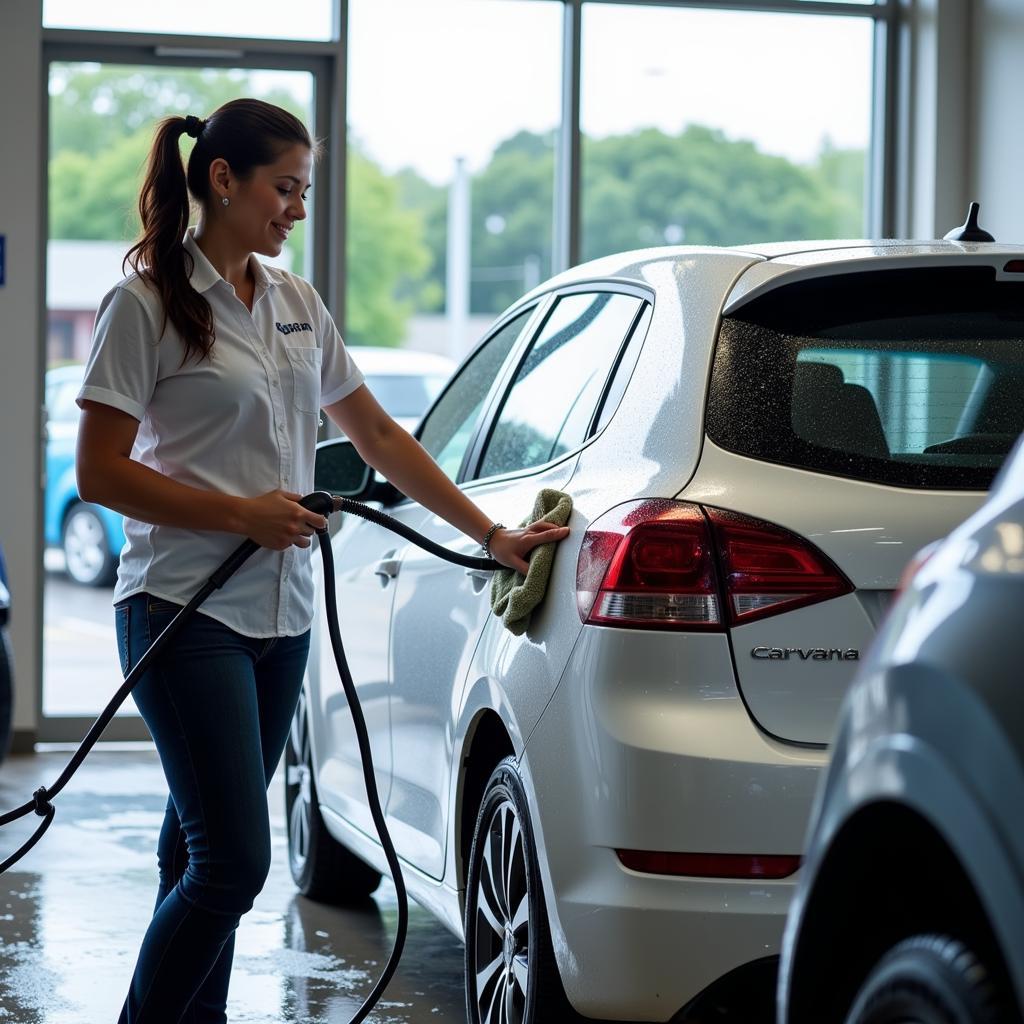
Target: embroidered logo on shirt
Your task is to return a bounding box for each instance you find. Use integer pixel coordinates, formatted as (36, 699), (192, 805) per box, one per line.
(275, 321), (313, 335)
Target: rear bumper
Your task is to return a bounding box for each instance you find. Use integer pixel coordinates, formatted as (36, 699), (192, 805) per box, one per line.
(523, 627), (826, 1021)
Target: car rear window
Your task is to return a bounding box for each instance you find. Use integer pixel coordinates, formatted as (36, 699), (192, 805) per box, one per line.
(707, 267), (1024, 489)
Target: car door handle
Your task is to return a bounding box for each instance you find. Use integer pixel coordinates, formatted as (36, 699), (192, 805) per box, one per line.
(373, 553), (400, 582)
(465, 566), (494, 594)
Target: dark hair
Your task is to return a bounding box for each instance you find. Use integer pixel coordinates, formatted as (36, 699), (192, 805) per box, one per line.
(125, 98), (318, 363)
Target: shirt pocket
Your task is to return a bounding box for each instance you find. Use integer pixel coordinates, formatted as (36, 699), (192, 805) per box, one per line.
(285, 346), (323, 414)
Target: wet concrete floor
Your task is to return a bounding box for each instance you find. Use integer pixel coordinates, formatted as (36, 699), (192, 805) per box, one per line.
(0, 747), (466, 1023)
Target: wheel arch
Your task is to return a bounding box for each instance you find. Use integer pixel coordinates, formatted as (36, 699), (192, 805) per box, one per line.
(454, 709), (515, 902)
(786, 800), (1016, 1024)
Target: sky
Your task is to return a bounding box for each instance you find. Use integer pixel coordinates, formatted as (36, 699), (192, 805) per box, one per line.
(44, 0), (875, 184)
(348, 1), (874, 183)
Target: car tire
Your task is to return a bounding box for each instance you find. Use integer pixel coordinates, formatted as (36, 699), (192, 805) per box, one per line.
(62, 503), (117, 587)
(285, 688), (383, 904)
(0, 627), (12, 766)
(464, 756), (580, 1024)
(845, 934), (1005, 1024)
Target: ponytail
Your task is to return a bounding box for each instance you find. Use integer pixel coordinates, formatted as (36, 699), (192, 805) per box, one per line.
(125, 116), (215, 363)
(125, 99), (317, 365)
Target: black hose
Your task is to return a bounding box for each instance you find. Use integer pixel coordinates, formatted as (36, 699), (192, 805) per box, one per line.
(0, 490), (500, 1023)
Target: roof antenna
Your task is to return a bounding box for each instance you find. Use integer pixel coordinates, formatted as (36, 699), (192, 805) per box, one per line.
(944, 202), (995, 242)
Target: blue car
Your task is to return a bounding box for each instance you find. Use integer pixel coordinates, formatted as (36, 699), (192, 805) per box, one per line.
(45, 365), (125, 587)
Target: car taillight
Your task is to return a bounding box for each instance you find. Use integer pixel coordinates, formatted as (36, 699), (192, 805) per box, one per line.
(576, 500), (721, 630)
(704, 506), (853, 624)
(576, 500), (852, 630)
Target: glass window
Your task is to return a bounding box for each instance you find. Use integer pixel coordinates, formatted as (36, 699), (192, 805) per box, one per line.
(48, 63), (315, 320)
(346, 0), (562, 361)
(43, 62), (314, 725)
(43, 0), (335, 40)
(419, 310), (534, 481)
(478, 292), (643, 478)
(580, 5), (874, 259)
(592, 303), (651, 436)
(708, 268), (1024, 490)
(795, 350), (991, 456)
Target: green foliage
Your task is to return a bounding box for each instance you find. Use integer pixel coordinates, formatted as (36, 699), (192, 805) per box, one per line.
(580, 124), (862, 257)
(49, 64), (300, 160)
(48, 64), (311, 274)
(395, 124), (867, 319)
(470, 131), (556, 313)
(345, 148), (432, 347)
(50, 131), (148, 242)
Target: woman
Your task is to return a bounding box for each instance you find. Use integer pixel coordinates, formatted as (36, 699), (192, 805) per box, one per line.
(76, 98), (568, 1024)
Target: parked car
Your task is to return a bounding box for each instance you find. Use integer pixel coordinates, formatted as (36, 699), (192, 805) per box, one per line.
(0, 544), (13, 765)
(44, 349), (453, 587)
(777, 433), (1024, 1024)
(291, 238), (1024, 1023)
(347, 345), (455, 434)
(45, 364), (125, 587)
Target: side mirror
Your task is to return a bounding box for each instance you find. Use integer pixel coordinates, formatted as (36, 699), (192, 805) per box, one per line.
(314, 438), (374, 498)
(314, 438), (400, 503)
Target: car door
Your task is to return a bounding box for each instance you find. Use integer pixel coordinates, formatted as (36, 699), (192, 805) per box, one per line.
(313, 307), (538, 838)
(385, 289), (648, 879)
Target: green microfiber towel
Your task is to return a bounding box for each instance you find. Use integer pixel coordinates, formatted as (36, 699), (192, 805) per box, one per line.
(490, 488), (573, 636)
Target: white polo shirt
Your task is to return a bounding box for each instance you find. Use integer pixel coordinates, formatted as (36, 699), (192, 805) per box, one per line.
(78, 230), (365, 637)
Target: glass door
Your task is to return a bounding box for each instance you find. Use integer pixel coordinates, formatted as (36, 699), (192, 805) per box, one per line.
(41, 60), (318, 740)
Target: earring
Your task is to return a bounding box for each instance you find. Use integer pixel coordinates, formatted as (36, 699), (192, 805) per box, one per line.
(221, 196), (230, 207)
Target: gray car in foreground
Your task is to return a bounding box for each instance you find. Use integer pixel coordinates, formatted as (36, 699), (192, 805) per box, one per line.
(779, 438), (1024, 1024)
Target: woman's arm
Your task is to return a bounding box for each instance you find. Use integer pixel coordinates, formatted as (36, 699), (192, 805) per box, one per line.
(76, 400), (327, 550)
(323, 386), (568, 573)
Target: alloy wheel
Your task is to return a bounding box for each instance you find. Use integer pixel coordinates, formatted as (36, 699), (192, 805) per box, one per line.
(473, 798), (531, 1024)
(286, 689), (313, 878)
(63, 506), (110, 585)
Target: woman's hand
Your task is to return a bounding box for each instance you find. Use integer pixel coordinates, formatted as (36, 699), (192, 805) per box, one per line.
(487, 521), (570, 574)
(241, 490), (329, 550)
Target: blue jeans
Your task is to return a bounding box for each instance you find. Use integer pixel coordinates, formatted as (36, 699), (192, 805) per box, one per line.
(114, 593), (310, 1024)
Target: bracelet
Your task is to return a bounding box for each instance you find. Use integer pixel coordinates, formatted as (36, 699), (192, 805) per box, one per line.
(481, 522), (505, 558)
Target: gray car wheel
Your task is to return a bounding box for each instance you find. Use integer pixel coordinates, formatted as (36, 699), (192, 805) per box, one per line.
(845, 934), (1006, 1024)
(62, 503), (117, 587)
(464, 757), (579, 1024)
(285, 688), (382, 904)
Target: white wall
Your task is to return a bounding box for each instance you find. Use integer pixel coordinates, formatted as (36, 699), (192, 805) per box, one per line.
(901, 0), (1024, 243)
(970, 0), (1024, 242)
(0, 0), (43, 741)
(899, 0), (972, 239)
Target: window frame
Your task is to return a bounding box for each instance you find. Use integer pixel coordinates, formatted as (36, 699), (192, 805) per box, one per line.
(38, 40), (332, 743)
(463, 280), (653, 487)
(411, 301), (547, 489)
(28, 0), (896, 746)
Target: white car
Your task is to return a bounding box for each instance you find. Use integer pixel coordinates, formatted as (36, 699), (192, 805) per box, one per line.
(288, 235), (1024, 1023)
(347, 345), (455, 433)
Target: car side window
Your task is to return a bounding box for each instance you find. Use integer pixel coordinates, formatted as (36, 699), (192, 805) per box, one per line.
(477, 292), (644, 479)
(418, 309), (534, 481)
